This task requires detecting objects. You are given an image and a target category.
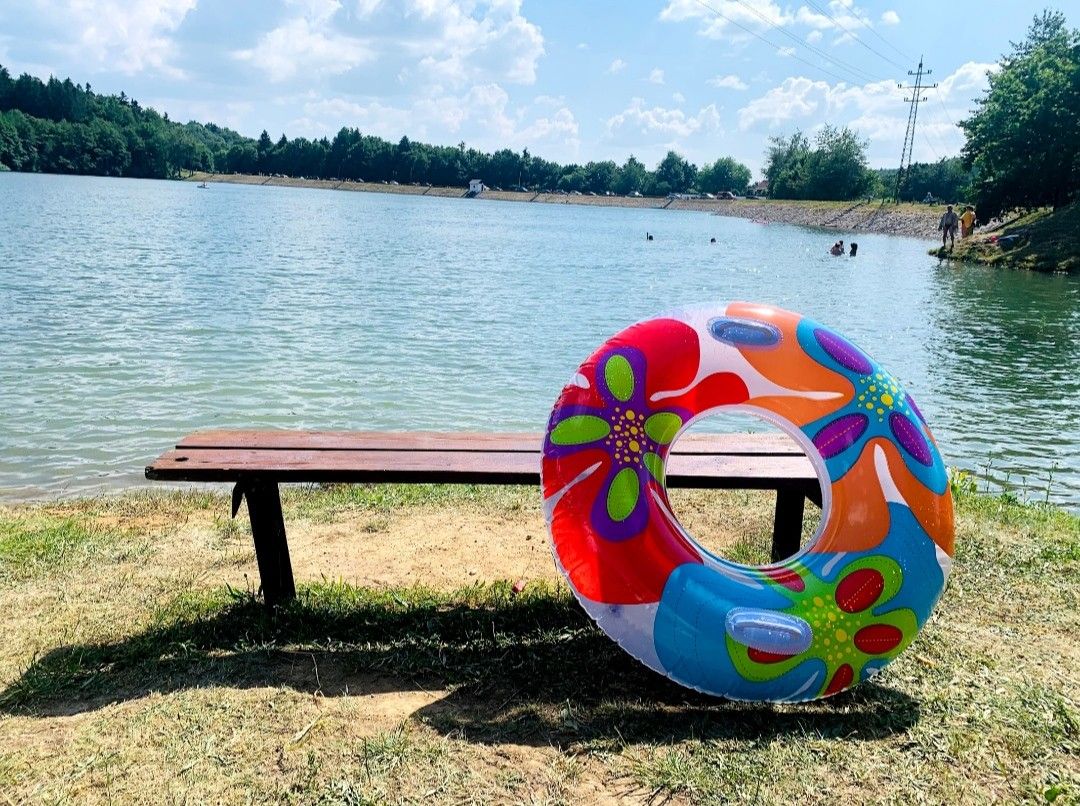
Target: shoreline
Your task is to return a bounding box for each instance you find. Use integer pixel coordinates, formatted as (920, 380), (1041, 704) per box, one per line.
(185, 171), (942, 239)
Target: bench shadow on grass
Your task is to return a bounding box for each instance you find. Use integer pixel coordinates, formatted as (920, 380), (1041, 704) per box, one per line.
(0, 586), (920, 746)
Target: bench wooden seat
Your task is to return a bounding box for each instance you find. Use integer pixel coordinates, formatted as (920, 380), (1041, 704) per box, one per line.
(146, 430), (821, 607)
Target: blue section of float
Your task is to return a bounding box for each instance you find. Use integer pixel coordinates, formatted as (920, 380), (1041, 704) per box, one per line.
(874, 504), (946, 626)
(654, 563), (822, 701)
(652, 502), (945, 700)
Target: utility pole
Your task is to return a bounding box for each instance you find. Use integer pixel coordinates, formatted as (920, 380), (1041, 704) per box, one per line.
(894, 57), (937, 203)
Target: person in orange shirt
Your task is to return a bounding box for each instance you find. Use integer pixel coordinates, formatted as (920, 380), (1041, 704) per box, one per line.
(960, 206), (976, 238)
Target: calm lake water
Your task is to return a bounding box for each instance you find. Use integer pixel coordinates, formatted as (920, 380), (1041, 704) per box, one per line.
(2, 172), (1078, 508)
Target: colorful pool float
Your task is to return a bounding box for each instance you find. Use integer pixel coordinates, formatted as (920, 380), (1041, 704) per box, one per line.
(541, 303), (954, 702)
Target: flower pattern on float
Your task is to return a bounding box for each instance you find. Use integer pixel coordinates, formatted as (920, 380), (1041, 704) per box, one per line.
(544, 346), (691, 541)
(796, 319), (948, 495)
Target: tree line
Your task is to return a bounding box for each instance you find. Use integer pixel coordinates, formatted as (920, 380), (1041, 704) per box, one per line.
(6, 8), (1074, 218)
(0, 64), (753, 196)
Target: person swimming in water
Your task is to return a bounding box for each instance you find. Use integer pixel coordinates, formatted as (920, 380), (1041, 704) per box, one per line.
(829, 240), (844, 256)
(849, 243), (858, 257)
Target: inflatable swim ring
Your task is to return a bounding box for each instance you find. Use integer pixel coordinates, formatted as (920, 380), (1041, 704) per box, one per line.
(541, 303), (954, 702)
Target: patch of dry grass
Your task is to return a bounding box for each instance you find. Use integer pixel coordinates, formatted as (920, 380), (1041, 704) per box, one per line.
(0, 485), (1076, 804)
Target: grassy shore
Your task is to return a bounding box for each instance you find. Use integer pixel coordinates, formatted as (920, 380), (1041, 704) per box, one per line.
(0, 483), (1076, 803)
(931, 203), (1080, 273)
(185, 172), (941, 239)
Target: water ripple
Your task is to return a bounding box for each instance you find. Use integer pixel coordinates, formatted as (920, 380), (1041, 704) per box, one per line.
(1, 173), (1078, 508)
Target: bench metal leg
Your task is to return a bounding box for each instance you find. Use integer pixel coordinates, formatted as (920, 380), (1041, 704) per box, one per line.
(235, 480), (296, 607)
(771, 487), (805, 562)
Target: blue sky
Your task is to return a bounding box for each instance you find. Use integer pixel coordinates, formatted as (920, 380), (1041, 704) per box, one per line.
(0, 1), (1057, 176)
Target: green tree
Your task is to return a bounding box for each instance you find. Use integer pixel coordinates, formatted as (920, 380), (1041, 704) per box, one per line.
(698, 156), (752, 195)
(764, 127), (873, 200)
(655, 150), (696, 193)
(256, 129), (273, 172)
(764, 131), (811, 199)
(803, 125), (873, 200)
(583, 160), (617, 193)
(614, 155), (647, 194)
(960, 10), (1080, 219)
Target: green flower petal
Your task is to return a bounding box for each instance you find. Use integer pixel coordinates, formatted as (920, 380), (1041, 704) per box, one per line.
(550, 415), (610, 446)
(644, 412), (682, 445)
(604, 354), (634, 402)
(643, 451), (665, 485)
(606, 467), (640, 522)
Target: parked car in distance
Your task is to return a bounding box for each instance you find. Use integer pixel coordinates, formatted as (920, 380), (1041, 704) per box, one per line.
(717, 191), (736, 200)
(702, 192), (715, 199)
(628, 190), (643, 197)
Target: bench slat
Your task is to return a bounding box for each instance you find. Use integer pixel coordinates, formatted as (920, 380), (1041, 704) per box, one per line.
(146, 447), (817, 488)
(175, 430), (805, 456)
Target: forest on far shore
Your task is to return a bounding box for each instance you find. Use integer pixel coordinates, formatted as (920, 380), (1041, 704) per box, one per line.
(1, 62), (970, 202)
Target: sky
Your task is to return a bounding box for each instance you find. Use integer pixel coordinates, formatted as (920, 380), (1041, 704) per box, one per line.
(0, 0), (1059, 177)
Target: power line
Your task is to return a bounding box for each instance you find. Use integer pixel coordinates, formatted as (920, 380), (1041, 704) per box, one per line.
(935, 95), (966, 151)
(800, 0), (908, 70)
(689, 0), (873, 87)
(724, 0), (887, 84)
(847, 4), (913, 62)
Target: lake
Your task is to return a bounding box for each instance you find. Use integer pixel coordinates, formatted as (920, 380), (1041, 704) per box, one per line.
(2, 172), (1078, 508)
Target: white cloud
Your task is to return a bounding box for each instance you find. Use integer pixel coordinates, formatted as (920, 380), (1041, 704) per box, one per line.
(659, 0), (791, 41)
(36, 0), (196, 77)
(806, 30), (823, 44)
(237, 0), (545, 89)
(291, 0), (343, 24)
(606, 97), (721, 139)
(292, 86), (579, 158)
(708, 74), (748, 90)
(235, 17), (372, 82)
(401, 0), (545, 88)
(649, 68), (665, 84)
(672, 91), (685, 103)
(881, 10), (900, 25)
(777, 46), (796, 57)
(576, 41), (588, 50)
(608, 58), (627, 74)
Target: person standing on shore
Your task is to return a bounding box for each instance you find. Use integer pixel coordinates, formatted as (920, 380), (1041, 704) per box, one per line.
(960, 206), (976, 238)
(939, 205), (959, 249)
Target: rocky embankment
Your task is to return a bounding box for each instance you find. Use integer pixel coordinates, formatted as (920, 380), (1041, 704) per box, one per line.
(187, 172), (939, 238)
(703, 198), (939, 238)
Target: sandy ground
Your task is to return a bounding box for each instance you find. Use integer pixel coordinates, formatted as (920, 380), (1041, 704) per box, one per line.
(187, 172), (942, 238)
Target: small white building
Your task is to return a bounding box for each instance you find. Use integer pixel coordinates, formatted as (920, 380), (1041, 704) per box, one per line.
(468, 178), (485, 194)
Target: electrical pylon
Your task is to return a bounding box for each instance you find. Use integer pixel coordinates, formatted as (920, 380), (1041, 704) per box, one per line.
(894, 57), (937, 202)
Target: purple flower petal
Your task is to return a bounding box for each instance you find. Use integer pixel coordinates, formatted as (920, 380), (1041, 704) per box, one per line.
(889, 412), (933, 466)
(813, 413), (869, 459)
(814, 328), (873, 375)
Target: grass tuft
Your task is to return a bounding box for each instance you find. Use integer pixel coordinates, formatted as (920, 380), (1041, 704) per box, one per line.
(0, 512), (132, 583)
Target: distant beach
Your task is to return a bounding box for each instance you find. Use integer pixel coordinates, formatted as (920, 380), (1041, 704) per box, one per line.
(185, 171), (941, 239)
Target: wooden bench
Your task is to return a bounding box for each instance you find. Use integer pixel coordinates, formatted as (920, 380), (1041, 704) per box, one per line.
(146, 431), (821, 607)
